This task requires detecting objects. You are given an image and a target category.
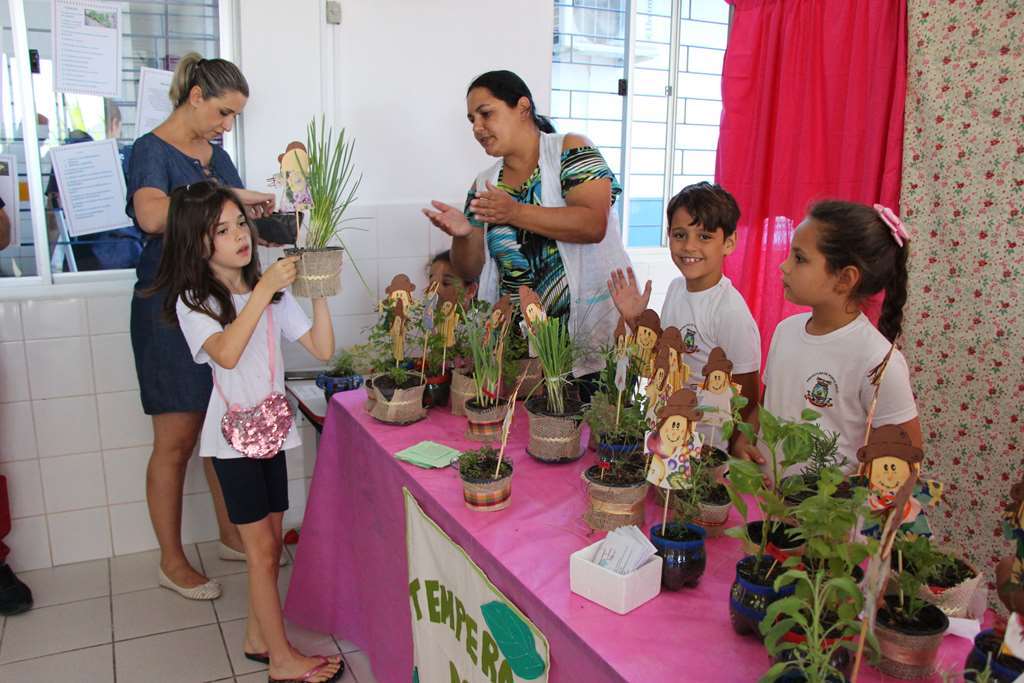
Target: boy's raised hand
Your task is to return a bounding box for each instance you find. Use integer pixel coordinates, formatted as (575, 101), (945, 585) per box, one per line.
(606, 267), (652, 325)
(258, 255), (299, 295)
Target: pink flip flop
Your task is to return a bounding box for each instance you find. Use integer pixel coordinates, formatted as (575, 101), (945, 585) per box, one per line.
(268, 655), (345, 683)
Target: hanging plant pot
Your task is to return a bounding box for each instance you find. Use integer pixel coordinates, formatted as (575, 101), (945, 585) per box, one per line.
(464, 399), (508, 442)
(369, 374), (427, 425)
(459, 457), (514, 512)
(743, 521), (804, 560)
(501, 357), (544, 400)
(874, 595), (950, 679)
(284, 246), (344, 298)
(729, 555), (795, 638)
(582, 465), (648, 532)
(919, 553), (982, 618)
(523, 396), (584, 463)
(450, 368), (475, 417)
(650, 522), (706, 590)
(421, 371), (451, 409)
(695, 484), (732, 538)
(964, 629), (1024, 682)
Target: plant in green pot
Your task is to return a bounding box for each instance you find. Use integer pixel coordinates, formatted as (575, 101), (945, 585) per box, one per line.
(285, 116), (369, 299)
(523, 316), (585, 462)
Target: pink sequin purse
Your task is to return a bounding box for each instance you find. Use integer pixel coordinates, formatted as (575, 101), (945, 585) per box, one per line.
(213, 307), (294, 459)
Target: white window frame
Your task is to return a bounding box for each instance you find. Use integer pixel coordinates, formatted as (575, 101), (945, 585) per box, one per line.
(0, 0), (240, 299)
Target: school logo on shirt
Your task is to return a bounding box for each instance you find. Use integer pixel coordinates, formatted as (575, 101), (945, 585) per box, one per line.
(804, 372), (838, 408)
(681, 324), (700, 354)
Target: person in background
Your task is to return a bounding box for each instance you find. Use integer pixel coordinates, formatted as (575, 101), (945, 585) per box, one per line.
(427, 249), (477, 304)
(0, 476), (33, 615)
(128, 52), (276, 601)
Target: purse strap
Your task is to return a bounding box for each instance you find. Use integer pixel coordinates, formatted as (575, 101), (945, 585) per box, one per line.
(212, 304), (277, 409)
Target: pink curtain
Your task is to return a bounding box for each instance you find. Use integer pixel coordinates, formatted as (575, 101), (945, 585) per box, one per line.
(715, 0), (907, 361)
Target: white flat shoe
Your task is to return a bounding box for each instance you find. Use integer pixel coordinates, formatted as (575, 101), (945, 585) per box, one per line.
(157, 568), (221, 600)
(218, 541), (289, 566)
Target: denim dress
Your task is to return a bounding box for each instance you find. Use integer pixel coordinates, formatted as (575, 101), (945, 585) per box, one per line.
(128, 133), (243, 415)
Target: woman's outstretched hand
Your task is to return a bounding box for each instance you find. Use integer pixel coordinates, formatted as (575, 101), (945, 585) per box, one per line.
(468, 181), (520, 226)
(423, 200), (474, 238)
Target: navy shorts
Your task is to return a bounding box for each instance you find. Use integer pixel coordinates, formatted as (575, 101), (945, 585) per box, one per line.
(211, 452), (289, 525)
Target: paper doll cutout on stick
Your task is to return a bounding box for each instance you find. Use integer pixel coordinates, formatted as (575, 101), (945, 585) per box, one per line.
(485, 295), (513, 344)
(998, 479), (1024, 660)
(614, 315), (632, 359)
(384, 274), (415, 362)
(437, 290), (459, 349)
(857, 425), (940, 538)
(659, 327), (690, 391)
(634, 309), (662, 379)
(518, 285), (547, 334)
(698, 347), (735, 429)
(276, 142), (312, 212)
(646, 389), (704, 490)
(645, 343), (672, 421)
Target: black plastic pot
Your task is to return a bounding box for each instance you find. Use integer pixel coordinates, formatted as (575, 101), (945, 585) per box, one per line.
(772, 645), (850, 682)
(729, 555), (795, 638)
(421, 372), (451, 408)
(965, 629), (1024, 682)
(650, 523), (706, 590)
(745, 521), (803, 557)
(316, 372), (364, 402)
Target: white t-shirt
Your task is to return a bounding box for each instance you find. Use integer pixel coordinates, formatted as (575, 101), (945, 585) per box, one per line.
(177, 291), (312, 460)
(761, 312), (918, 476)
(660, 275), (761, 383)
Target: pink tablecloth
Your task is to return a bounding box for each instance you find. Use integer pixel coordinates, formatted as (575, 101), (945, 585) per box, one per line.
(284, 391), (975, 682)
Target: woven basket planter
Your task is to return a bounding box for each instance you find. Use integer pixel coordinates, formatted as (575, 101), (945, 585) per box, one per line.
(524, 397), (584, 463)
(875, 599), (949, 679)
(450, 369), (475, 417)
(920, 557), (983, 619)
(362, 374), (378, 413)
(284, 246), (344, 298)
(583, 465), (648, 532)
(369, 378), (427, 425)
(464, 400), (508, 442)
(461, 464), (514, 512)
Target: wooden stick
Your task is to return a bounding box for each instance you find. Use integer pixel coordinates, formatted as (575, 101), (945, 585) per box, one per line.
(493, 373), (527, 479)
(615, 388), (622, 429)
(661, 488), (671, 530)
(420, 330), (429, 385)
(857, 339), (899, 474)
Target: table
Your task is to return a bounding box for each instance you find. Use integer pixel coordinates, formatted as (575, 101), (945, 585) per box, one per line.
(285, 380), (326, 433)
(284, 390), (976, 682)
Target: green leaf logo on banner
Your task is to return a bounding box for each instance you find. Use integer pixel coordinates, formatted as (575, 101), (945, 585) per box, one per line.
(412, 666), (419, 683)
(480, 601), (546, 680)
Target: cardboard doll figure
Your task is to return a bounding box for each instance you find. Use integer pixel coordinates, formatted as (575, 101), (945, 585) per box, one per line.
(646, 389), (704, 489)
(645, 344), (672, 420)
(485, 295), (513, 344)
(634, 309), (663, 378)
(518, 285), (547, 334)
(385, 274), (416, 362)
(857, 425), (939, 538)
(698, 347), (735, 429)
(437, 290), (459, 349)
(998, 479), (1024, 660)
(659, 326), (690, 392)
(614, 315), (632, 359)
(277, 141), (312, 211)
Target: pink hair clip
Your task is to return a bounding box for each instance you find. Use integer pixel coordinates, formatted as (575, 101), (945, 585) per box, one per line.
(873, 204), (909, 247)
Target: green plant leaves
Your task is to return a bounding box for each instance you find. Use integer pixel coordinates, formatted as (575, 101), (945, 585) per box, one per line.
(479, 601), (546, 680)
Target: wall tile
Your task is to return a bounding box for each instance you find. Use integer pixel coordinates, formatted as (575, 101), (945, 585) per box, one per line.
(97, 390), (152, 449)
(338, 205), (378, 261)
(0, 459), (44, 517)
(91, 333), (138, 394)
(25, 337), (95, 399)
(427, 227), (453, 259)
(0, 300), (23, 341)
(102, 446), (150, 505)
(33, 396), (101, 457)
(327, 258), (379, 317)
(331, 313), (378, 351)
(40, 452), (108, 513)
(5, 515), (51, 571)
(109, 502), (158, 556)
(376, 204), (430, 259)
(0, 401), (37, 461)
(86, 295), (132, 335)
(20, 298), (88, 339)
(0, 341), (29, 403)
(48, 507), (112, 565)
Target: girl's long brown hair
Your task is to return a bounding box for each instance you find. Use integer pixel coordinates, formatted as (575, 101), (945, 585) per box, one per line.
(148, 181), (279, 326)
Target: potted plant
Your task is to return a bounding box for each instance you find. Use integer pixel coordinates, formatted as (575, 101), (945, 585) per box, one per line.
(780, 430), (845, 508)
(965, 629), (1021, 682)
(695, 476), (732, 539)
(409, 322), (451, 409)
(584, 345), (645, 460)
(463, 307), (507, 442)
(871, 534), (951, 679)
(315, 348), (364, 401)
(458, 446), (514, 512)
(285, 116), (369, 299)
(581, 456), (648, 532)
(369, 363), (427, 425)
(917, 547), (982, 619)
(522, 316), (585, 462)
(725, 402), (822, 637)
(650, 455), (716, 590)
(448, 300), (488, 416)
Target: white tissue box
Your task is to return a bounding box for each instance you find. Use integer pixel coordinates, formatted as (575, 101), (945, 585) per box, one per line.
(569, 539), (662, 615)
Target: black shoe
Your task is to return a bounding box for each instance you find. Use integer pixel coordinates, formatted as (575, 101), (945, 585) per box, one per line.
(0, 562), (33, 616)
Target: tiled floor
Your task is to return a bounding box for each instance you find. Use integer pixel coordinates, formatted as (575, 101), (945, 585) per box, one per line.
(0, 542), (376, 683)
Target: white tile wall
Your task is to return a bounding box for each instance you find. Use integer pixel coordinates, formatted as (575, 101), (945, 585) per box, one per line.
(0, 401), (37, 461)
(25, 336), (95, 399)
(1, 200), (433, 567)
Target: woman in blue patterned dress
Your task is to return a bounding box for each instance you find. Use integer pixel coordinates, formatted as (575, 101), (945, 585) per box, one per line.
(128, 53), (276, 600)
(423, 70), (632, 386)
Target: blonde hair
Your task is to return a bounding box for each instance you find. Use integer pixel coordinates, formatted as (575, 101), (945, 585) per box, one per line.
(168, 52), (249, 108)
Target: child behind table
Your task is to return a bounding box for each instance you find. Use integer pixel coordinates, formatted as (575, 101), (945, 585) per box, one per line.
(153, 181), (343, 683)
(735, 200), (920, 477)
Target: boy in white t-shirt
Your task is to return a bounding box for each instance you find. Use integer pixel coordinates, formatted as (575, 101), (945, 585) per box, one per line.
(608, 182), (761, 445)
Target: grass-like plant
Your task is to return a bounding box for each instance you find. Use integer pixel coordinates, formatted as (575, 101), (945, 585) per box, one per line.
(464, 307), (504, 408)
(526, 316), (575, 414)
